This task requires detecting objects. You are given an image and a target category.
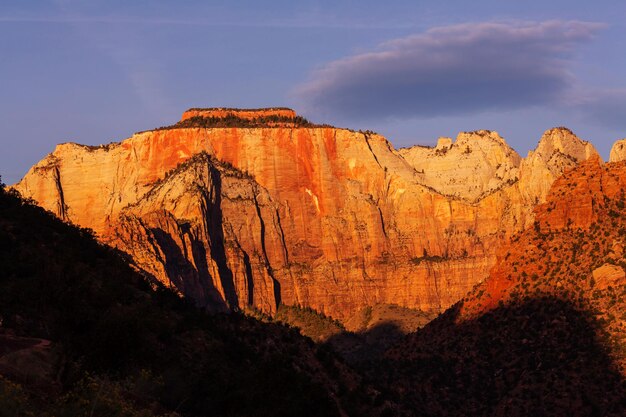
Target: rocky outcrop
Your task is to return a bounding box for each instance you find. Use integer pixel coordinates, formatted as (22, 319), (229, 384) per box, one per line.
(11, 112), (602, 320)
(592, 264), (626, 291)
(610, 138), (626, 162)
(519, 127), (600, 205)
(111, 153), (284, 313)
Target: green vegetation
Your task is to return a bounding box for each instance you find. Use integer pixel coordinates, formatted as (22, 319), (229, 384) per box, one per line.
(186, 107), (294, 112)
(152, 114), (322, 131)
(274, 304), (436, 366)
(411, 248), (455, 265)
(275, 304), (345, 342)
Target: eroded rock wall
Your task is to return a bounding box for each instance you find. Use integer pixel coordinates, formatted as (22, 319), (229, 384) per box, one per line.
(13, 115), (602, 320)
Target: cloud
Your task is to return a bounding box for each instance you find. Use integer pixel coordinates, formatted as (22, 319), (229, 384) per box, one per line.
(294, 20), (605, 121)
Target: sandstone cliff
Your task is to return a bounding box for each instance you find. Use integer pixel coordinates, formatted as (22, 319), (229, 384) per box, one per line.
(12, 110), (601, 320)
(518, 127), (600, 205)
(399, 130), (521, 203)
(609, 138), (626, 162)
(398, 127), (599, 230)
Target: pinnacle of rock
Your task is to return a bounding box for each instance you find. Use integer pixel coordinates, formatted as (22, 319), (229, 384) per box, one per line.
(518, 127), (600, 205)
(609, 138), (626, 162)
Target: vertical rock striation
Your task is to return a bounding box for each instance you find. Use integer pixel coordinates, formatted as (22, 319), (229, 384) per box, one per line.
(12, 110), (602, 320)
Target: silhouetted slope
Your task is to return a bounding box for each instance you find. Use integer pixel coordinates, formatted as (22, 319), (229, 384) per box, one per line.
(384, 298), (625, 416)
(0, 183), (378, 417)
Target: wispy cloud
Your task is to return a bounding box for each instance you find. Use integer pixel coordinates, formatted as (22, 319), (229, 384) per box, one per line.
(294, 20), (606, 121)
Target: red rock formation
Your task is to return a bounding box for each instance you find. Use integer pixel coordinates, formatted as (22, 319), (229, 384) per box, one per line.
(459, 157), (626, 333)
(11, 111), (602, 320)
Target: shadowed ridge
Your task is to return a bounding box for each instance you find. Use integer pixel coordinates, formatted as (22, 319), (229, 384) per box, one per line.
(111, 151), (284, 313)
(274, 303), (435, 365)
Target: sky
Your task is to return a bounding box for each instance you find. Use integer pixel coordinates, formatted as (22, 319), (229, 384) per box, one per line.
(2, 0), (626, 184)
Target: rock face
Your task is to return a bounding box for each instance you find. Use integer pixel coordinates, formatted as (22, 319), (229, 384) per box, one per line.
(450, 158), (626, 374)
(592, 264), (626, 291)
(12, 110), (601, 320)
(399, 130), (521, 202)
(461, 157), (626, 315)
(383, 159), (626, 417)
(610, 138), (626, 162)
(518, 127), (600, 205)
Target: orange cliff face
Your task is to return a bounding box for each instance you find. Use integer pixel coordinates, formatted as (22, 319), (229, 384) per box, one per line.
(12, 110), (601, 320)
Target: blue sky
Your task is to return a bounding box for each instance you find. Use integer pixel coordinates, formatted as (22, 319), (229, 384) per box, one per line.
(2, 1), (626, 184)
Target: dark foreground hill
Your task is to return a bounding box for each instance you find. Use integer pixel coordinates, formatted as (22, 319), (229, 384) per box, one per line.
(0, 182), (384, 417)
(379, 298), (626, 416)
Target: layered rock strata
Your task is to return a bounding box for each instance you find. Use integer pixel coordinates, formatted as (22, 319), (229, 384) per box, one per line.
(13, 109), (600, 319)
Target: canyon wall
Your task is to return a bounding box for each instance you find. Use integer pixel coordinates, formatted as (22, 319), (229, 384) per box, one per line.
(13, 109), (600, 320)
